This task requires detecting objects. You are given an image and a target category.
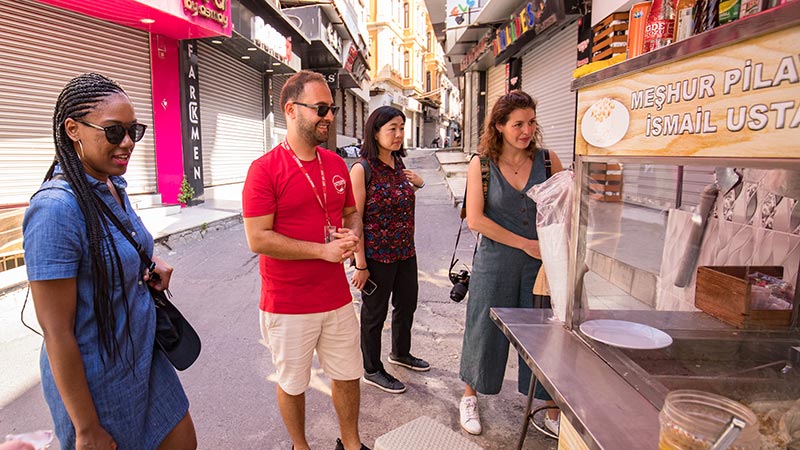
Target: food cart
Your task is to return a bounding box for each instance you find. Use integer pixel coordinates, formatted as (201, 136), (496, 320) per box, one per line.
(491, 3), (800, 449)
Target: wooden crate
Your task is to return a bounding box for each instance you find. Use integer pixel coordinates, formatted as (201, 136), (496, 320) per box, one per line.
(592, 12), (628, 62)
(695, 266), (793, 329)
(588, 162), (623, 202)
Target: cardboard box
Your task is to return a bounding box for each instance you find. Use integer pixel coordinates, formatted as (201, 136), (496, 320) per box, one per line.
(695, 266), (793, 329)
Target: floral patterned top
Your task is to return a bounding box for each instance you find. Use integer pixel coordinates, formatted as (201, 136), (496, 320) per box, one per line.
(363, 156), (416, 263)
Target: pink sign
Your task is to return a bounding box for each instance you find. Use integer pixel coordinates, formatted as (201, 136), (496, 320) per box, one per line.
(33, 0), (232, 39)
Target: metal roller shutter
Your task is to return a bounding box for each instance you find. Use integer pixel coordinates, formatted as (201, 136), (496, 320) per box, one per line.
(0, 0), (156, 206)
(198, 42), (265, 186)
(336, 89), (345, 136)
(486, 63), (506, 118)
(271, 74), (288, 130)
(467, 72), (480, 153)
(356, 99), (364, 139)
(521, 20), (579, 165)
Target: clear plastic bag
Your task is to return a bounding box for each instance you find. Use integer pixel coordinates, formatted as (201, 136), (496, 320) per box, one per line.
(527, 170), (575, 322)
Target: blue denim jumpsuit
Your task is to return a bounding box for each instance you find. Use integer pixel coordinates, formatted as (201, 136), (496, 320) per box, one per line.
(459, 150), (550, 399)
(23, 167), (188, 449)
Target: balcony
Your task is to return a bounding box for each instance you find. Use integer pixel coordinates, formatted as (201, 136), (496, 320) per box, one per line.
(375, 64), (403, 88)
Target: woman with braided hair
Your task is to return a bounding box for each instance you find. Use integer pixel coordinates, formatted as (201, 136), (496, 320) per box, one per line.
(23, 73), (196, 450)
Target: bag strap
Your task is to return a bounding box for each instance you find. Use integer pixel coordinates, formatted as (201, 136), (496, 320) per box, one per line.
(459, 154), (490, 219)
(543, 149), (552, 179)
(353, 158), (371, 187)
(93, 195), (156, 275)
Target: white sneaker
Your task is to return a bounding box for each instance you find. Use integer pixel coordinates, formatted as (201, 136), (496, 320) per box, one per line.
(459, 396), (482, 435)
(544, 415), (560, 436)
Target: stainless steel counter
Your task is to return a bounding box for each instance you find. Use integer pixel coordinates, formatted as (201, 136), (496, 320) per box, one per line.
(490, 308), (660, 450)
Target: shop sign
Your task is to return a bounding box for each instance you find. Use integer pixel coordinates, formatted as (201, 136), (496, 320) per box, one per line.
(253, 17), (292, 64)
(492, 0), (558, 57)
(182, 0), (229, 29)
(446, 0), (483, 27)
(575, 26), (799, 159)
(179, 40), (205, 199)
(323, 20), (343, 56)
(460, 32), (491, 72)
(320, 70), (339, 89)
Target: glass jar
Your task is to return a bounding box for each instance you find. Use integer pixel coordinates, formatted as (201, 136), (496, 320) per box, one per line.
(659, 390), (761, 450)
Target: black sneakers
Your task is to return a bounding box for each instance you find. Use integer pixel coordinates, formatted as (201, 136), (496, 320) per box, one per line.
(334, 438), (371, 450)
(362, 369), (406, 394)
(387, 354), (430, 372)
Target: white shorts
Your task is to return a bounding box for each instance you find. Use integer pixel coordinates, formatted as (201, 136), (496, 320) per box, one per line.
(260, 303), (363, 396)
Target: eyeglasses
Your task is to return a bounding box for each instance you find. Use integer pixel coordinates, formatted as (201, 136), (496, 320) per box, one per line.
(293, 102), (339, 117)
(76, 119), (147, 144)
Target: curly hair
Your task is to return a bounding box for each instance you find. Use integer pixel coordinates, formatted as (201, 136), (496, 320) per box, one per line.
(360, 106), (407, 160)
(478, 90), (543, 163)
(44, 73), (134, 365)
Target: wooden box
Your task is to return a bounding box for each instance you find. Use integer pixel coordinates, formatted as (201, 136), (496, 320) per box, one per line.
(695, 266), (793, 329)
(587, 163), (623, 202)
(592, 12), (628, 61)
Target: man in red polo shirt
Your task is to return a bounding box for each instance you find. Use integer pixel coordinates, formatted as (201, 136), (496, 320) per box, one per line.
(242, 71), (369, 450)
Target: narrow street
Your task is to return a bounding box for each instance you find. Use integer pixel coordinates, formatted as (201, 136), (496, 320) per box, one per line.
(0, 150), (556, 450)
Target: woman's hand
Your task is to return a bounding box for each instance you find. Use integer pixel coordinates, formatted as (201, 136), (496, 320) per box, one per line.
(521, 239), (542, 260)
(143, 255), (173, 292)
(76, 424), (117, 450)
(351, 267), (370, 291)
(402, 169), (424, 188)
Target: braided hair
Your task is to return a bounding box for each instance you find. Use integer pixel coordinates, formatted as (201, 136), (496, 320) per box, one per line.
(45, 73), (135, 365)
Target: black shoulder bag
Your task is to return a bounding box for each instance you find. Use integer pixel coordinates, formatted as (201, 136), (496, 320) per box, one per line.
(95, 198), (201, 371)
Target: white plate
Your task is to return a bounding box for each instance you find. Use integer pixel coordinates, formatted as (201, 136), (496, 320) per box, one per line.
(580, 319), (673, 350)
(580, 98), (630, 148)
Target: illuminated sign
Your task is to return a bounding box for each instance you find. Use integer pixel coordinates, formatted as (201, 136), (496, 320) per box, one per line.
(492, 0), (560, 56)
(183, 0), (229, 29)
(253, 17), (292, 64)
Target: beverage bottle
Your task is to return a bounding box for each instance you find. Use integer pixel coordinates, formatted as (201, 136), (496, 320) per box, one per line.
(643, 0), (677, 53)
(674, 0), (697, 41)
(693, 0), (719, 35)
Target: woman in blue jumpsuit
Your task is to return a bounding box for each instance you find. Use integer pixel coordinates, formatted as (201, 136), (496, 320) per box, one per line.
(23, 73), (196, 450)
(458, 91), (564, 436)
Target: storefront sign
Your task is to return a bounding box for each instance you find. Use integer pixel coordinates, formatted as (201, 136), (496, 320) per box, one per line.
(179, 40), (204, 199)
(182, 0), (229, 28)
(492, 0), (559, 57)
(324, 19), (343, 56)
(447, 0), (483, 26)
(320, 70), (339, 89)
(460, 32), (491, 72)
(253, 17), (292, 64)
(575, 26), (799, 158)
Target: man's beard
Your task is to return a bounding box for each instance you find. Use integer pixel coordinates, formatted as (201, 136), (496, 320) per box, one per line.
(298, 115), (330, 145)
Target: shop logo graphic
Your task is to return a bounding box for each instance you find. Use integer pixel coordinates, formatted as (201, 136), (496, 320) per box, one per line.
(332, 175), (347, 194)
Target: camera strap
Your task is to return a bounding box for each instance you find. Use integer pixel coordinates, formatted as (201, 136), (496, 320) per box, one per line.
(448, 217), (478, 274)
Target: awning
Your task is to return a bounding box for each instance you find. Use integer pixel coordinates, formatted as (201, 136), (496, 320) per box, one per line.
(202, 31), (300, 74)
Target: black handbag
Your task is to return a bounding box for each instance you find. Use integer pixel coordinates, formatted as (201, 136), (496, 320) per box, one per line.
(96, 197), (201, 370)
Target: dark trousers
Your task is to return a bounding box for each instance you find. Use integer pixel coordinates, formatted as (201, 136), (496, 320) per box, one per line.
(360, 256), (419, 374)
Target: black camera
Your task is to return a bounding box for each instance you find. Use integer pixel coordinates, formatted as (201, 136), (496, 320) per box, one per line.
(449, 269), (470, 302)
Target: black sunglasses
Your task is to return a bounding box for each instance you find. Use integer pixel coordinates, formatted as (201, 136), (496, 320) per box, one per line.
(76, 119), (147, 144)
(293, 102), (339, 117)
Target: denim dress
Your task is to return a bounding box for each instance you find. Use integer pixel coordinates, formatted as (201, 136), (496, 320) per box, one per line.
(23, 167), (189, 450)
(459, 150), (547, 396)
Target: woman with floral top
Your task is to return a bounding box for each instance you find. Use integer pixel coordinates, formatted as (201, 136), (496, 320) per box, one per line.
(349, 106), (429, 395)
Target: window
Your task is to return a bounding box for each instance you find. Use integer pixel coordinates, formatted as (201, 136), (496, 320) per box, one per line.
(403, 2), (409, 28)
(426, 71), (431, 91)
(404, 51), (410, 78)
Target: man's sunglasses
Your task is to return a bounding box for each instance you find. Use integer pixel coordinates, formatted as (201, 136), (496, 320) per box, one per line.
(76, 119), (147, 144)
(293, 102), (340, 117)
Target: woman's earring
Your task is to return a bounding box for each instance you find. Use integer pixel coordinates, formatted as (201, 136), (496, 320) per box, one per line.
(76, 140), (84, 159)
